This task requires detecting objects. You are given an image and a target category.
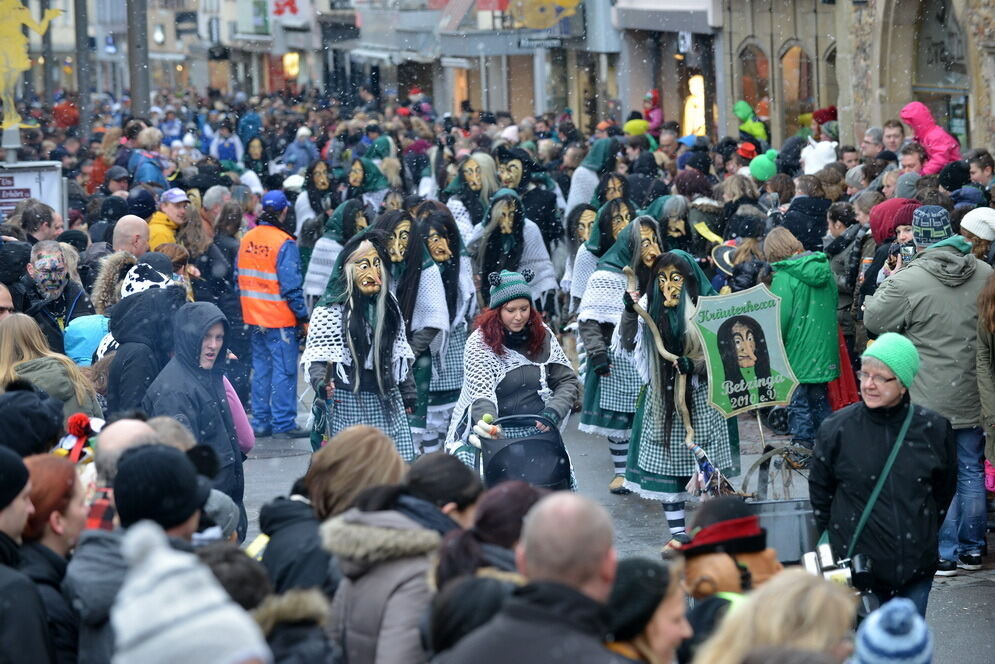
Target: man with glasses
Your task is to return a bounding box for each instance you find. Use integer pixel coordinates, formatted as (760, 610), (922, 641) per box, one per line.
(810, 333), (956, 616)
(11, 241), (94, 353)
(860, 127), (885, 159)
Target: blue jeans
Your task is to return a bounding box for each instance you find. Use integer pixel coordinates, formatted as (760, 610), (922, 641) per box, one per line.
(788, 382), (831, 447)
(872, 575), (933, 617)
(250, 326), (299, 433)
(938, 426), (986, 559)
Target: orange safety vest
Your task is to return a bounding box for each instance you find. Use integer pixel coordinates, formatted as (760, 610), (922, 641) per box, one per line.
(238, 224), (297, 328)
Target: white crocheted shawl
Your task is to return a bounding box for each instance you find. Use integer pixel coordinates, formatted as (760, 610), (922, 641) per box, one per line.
(577, 268), (626, 326)
(569, 244), (598, 306)
(446, 197), (475, 246)
(467, 219), (558, 302)
(301, 303), (414, 386)
(404, 262), (452, 338)
(444, 326), (571, 451)
(304, 237), (343, 297)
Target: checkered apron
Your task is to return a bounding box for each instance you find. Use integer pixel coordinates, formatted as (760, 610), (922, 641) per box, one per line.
(599, 348), (642, 412)
(430, 322), (468, 393)
(328, 387), (417, 461)
(630, 378), (732, 482)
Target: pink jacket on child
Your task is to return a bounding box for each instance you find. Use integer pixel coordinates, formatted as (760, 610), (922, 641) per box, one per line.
(899, 101), (961, 176)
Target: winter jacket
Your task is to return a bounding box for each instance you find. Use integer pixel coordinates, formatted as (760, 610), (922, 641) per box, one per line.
(782, 196), (831, 252)
(769, 252), (839, 383)
(0, 532), (55, 664)
(282, 140), (320, 174)
(433, 581), (627, 664)
(976, 319), (995, 463)
(130, 151), (169, 189)
(899, 102), (962, 176)
(61, 530), (127, 664)
(864, 237), (993, 427)
(148, 210), (179, 250)
(106, 286), (186, 416)
(12, 275), (94, 354)
(143, 302), (244, 505)
(88, 251), (136, 316)
(322, 506), (445, 664)
(260, 496), (340, 598)
(810, 395), (956, 590)
(253, 589), (342, 664)
(20, 541), (78, 664)
(15, 356), (102, 419)
(824, 223), (872, 337)
(729, 259), (770, 293)
(209, 134), (244, 163)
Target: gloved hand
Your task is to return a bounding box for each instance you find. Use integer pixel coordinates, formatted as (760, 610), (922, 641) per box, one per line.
(623, 291), (637, 313)
(472, 418), (502, 439)
(675, 356), (694, 375)
(297, 321), (309, 341)
(590, 351), (611, 377)
(402, 393), (418, 413)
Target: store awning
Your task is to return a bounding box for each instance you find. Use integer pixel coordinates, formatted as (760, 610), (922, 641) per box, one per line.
(350, 48), (393, 63)
(149, 52), (186, 62)
(350, 47), (436, 65)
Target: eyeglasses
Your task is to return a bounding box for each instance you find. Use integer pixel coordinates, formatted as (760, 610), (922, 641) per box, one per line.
(856, 371), (898, 387)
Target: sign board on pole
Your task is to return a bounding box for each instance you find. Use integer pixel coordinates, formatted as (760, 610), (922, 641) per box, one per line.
(692, 284), (798, 417)
(0, 162), (65, 221)
(518, 36), (562, 49)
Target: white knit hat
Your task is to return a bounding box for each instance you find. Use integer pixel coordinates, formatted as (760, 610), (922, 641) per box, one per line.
(959, 206), (995, 242)
(112, 521), (272, 664)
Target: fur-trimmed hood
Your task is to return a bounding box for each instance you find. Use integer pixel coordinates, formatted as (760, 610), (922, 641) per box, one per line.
(252, 589), (329, 637)
(90, 250), (136, 314)
(321, 508), (442, 579)
(689, 196), (722, 214)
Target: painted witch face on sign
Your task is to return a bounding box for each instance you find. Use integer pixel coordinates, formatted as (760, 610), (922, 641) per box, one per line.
(499, 159), (524, 190)
(462, 158), (482, 191)
(388, 219), (411, 263)
(350, 245), (383, 295)
(348, 160), (364, 188)
(658, 265), (685, 307)
(732, 321), (757, 368)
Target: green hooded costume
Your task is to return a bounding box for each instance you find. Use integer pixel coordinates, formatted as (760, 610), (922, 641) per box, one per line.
(581, 138), (619, 175)
(733, 100), (768, 143)
(365, 136), (394, 162)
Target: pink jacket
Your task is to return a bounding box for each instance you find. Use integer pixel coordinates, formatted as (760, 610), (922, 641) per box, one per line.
(223, 375), (255, 454)
(899, 101), (961, 176)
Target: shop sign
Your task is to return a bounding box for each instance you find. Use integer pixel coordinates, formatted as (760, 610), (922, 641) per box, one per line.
(518, 36), (561, 49)
(0, 163), (64, 219)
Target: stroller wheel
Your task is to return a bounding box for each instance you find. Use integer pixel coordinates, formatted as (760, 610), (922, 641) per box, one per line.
(765, 406), (790, 436)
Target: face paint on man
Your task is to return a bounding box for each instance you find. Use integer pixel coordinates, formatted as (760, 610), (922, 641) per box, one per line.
(351, 247), (382, 295)
(499, 159), (524, 189)
(658, 265), (685, 307)
(610, 204), (632, 239)
(605, 176), (624, 201)
(497, 202), (515, 234)
(388, 220), (412, 262)
(426, 229), (453, 262)
(577, 210), (596, 243)
(348, 161), (364, 188)
(463, 159), (482, 191)
(639, 225), (661, 268)
(732, 322), (757, 368)
(313, 163), (330, 190)
(30, 253), (68, 296)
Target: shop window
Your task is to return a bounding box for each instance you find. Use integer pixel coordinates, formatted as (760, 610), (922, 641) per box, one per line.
(780, 45), (813, 139)
(738, 45), (769, 121)
(913, 0), (969, 145)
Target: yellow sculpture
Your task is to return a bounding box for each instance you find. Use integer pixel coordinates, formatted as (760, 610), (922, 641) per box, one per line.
(1, 1), (63, 129)
(507, 0), (581, 30)
(682, 74), (707, 137)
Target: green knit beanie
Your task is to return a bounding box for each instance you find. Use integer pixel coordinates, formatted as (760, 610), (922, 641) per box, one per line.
(488, 269), (534, 309)
(749, 149), (778, 183)
(861, 332), (920, 388)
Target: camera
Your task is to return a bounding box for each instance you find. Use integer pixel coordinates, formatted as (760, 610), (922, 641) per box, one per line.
(900, 243), (916, 262)
(802, 544), (879, 619)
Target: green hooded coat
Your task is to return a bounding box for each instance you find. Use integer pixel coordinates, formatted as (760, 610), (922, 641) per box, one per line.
(581, 138), (617, 175)
(769, 251), (840, 383)
(350, 158), (390, 194)
(733, 100), (768, 143)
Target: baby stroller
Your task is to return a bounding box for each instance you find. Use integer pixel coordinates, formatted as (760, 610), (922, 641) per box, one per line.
(476, 414), (572, 491)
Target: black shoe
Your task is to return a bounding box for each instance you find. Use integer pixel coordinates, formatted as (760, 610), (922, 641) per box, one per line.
(251, 427), (272, 438)
(273, 427), (308, 439)
(957, 553), (983, 571)
(935, 559), (958, 576)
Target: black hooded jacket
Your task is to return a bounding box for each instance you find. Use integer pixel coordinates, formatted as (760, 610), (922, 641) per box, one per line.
(143, 302), (241, 472)
(259, 496), (340, 598)
(809, 395), (957, 590)
(0, 532), (55, 664)
(20, 540), (78, 664)
(105, 286), (187, 416)
(626, 152), (669, 209)
(782, 196), (832, 252)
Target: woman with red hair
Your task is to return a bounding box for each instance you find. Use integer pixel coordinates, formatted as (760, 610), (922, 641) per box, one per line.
(445, 269), (579, 471)
(20, 454), (88, 663)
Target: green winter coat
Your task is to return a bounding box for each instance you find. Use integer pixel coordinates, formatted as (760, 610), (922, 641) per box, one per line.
(770, 252), (840, 384)
(16, 356), (103, 419)
(865, 236), (993, 428)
